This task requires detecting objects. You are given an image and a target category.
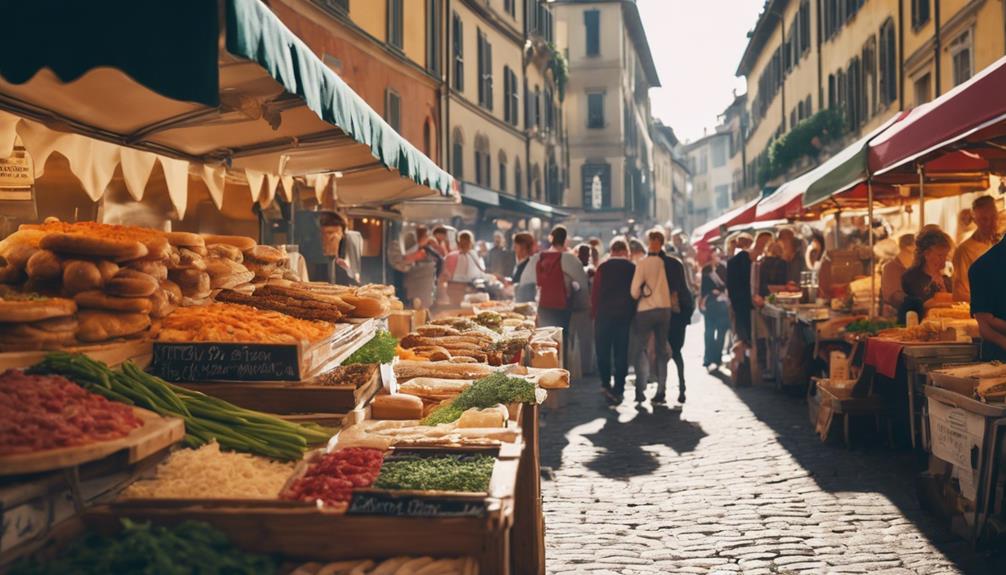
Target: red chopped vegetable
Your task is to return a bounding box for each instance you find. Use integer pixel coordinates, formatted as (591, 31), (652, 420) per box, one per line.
(281, 448), (384, 508)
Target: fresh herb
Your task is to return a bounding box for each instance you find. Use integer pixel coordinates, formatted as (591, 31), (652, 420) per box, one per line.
(30, 353), (333, 461)
(845, 318), (898, 335)
(473, 311), (503, 332)
(343, 330), (398, 365)
(420, 372), (536, 425)
(374, 453), (495, 492)
(421, 403), (466, 425)
(10, 519), (276, 575)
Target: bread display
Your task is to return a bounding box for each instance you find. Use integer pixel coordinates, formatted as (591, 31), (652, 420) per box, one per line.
(76, 310), (151, 342)
(215, 283), (345, 323)
(201, 234), (258, 252)
(74, 290), (153, 314)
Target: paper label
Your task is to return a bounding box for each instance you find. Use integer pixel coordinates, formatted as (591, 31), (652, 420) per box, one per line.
(928, 399), (984, 471)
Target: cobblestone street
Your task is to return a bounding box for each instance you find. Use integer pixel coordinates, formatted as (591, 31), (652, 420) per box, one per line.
(541, 322), (1001, 574)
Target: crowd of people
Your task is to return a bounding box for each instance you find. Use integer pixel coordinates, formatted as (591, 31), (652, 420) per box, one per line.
(382, 191), (1006, 398)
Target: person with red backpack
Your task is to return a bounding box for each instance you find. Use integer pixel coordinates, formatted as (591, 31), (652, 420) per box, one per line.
(531, 225), (589, 346)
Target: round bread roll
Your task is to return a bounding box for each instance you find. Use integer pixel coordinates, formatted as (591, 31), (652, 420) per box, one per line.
(1, 243), (38, 271)
(0, 297), (76, 323)
(126, 260), (168, 281)
(148, 288), (174, 319)
(95, 260), (120, 283)
(176, 248), (207, 271)
(244, 245), (285, 264)
(169, 268), (211, 297)
(164, 231), (205, 249)
(26, 250), (63, 281)
(201, 234), (257, 252)
(0, 256), (25, 284)
(206, 243), (244, 263)
(160, 280), (182, 306)
(74, 290), (153, 313)
(76, 310), (151, 343)
(105, 269), (158, 298)
(39, 233), (148, 262)
(62, 260), (103, 295)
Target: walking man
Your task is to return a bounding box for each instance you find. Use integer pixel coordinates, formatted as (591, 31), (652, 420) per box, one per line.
(592, 238), (636, 402)
(701, 247), (730, 371)
(629, 228), (674, 404)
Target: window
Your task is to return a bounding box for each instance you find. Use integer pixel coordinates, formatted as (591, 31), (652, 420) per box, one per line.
(473, 136), (490, 187)
(950, 30), (974, 87)
(422, 119), (432, 157)
(388, 0), (404, 49)
(712, 138), (727, 168)
(584, 9), (600, 57)
(878, 19), (897, 107)
(790, 109), (797, 130)
(514, 159), (523, 196)
(912, 0), (931, 29)
(534, 86), (542, 131)
(426, 0), (441, 74)
(532, 165), (542, 201)
(805, 95), (812, 117)
(504, 0), (515, 18)
(587, 92), (604, 128)
(862, 35), (877, 118)
(452, 13), (464, 91)
(914, 72), (932, 106)
(476, 30), (493, 110)
(319, 0), (348, 13)
(503, 67), (519, 126)
(452, 135), (464, 180)
(798, 1), (810, 54)
(715, 184), (731, 211)
(498, 152), (508, 192)
(582, 163), (611, 209)
(544, 88), (554, 132)
(384, 89), (400, 131)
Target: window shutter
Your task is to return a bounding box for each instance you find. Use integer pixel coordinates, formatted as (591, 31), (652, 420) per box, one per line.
(503, 68), (510, 123)
(584, 10), (600, 56)
(486, 40), (493, 111)
(477, 31), (484, 105)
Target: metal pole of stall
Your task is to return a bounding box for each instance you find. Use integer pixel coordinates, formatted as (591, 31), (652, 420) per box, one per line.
(868, 179), (875, 319)
(917, 164), (926, 230)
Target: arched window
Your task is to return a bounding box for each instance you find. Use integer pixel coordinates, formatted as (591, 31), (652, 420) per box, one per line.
(531, 164), (542, 201)
(452, 127), (464, 180)
(474, 134), (491, 187)
(514, 158), (523, 197)
(498, 151), (508, 193)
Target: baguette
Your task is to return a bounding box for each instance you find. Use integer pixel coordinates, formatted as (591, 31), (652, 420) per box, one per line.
(0, 296), (77, 323)
(393, 360), (493, 382)
(340, 294), (389, 318)
(164, 231), (205, 248)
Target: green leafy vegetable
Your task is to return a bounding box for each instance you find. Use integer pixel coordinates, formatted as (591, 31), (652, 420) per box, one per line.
(844, 318), (898, 335)
(420, 372), (536, 425)
(374, 453), (495, 492)
(343, 329), (398, 365)
(30, 353), (333, 461)
(10, 519), (276, 575)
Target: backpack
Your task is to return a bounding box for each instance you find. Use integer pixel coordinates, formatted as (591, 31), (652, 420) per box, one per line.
(536, 252), (568, 310)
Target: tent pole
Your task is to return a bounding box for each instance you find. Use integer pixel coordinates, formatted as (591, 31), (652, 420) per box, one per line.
(868, 179), (875, 319)
(834, 209), (842, 249)
(917, 164), (926, 230)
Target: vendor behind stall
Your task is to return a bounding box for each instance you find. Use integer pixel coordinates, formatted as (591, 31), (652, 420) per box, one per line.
(880, 233), (915, 318)
(952, 195), (999, 303)
(969, 233), (1006, 361)
(899, 228), (952, 323)
(319, 211), (359, 285)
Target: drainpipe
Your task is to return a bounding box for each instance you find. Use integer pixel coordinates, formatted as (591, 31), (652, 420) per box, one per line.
(445, 0), (452, 177)
(816, 0), (823, 111)
(933, 0), (942, 96)
(779, 16), (787, 131)
(524, 21), (531, 201)
(898, 0), (905, 110)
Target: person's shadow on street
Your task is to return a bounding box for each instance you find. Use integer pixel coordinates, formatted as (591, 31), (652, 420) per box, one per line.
(582, 404), (706, 479)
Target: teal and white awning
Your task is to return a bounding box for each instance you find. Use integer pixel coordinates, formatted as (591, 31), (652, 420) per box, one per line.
(0, 0), (452, 213)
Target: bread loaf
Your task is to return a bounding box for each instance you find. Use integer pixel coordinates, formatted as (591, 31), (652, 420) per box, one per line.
(39, 232), (148, 262)
(370, 393), (425, 420)
(61, 260), (103, 295)
(105, 269), (158, 297)
(95, 260), (120, 283)
(74, 290), (153, 313)
(201, 234), (257, 252)
(76, 310), (150, 342)
(164, 231), (205, 249)
(456, 405), (508, 428)
(207, 243), (244, 263)
(26, 250), (63, 280)
(169, 268), (211, 298)
(126, 260), (168, 281)
(244, 245), (285, 264)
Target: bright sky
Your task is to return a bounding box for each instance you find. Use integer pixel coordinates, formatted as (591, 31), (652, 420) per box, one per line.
(637, 0), (765, 143)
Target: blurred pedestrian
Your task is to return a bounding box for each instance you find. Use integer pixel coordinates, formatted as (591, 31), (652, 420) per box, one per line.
(440, 230), (489, 306)
(486, 231), (515, 280)
(511, 232), (537, 303)
(701, 247), (729, 371)
(629, 238), (646, 263)
(629, 228), (674, 404)
(592, 238), (636, 402)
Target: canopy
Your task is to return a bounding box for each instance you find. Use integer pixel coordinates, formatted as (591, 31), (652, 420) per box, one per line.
(800, 114), (904, 209)
(0, 0), (452, 212)
(460, 184), (569, 221)
(691, 197), (760, 245)
(870, 55), (1006, 176)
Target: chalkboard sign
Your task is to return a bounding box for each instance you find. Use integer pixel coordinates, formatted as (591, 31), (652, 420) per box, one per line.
(346, 491), (488, 518)
(151, 342), (302, 382)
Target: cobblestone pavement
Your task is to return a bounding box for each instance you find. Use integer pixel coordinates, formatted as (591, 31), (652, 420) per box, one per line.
(541, 322), (1002, 574)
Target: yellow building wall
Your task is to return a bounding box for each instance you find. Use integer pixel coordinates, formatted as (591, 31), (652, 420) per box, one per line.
(744, 18), (784, 167)
(781, 0), (819, 121)
(403, 0), (427, 65)
(939, 0), (1005, 92)
(350, 0), (387, 42)
(452, 2), (524, 127)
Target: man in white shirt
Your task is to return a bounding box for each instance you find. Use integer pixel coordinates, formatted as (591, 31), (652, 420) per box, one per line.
(629, 228), (674, 404)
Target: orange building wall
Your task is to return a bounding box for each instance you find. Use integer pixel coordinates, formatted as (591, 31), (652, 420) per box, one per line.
(269, 0), (442, 165)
